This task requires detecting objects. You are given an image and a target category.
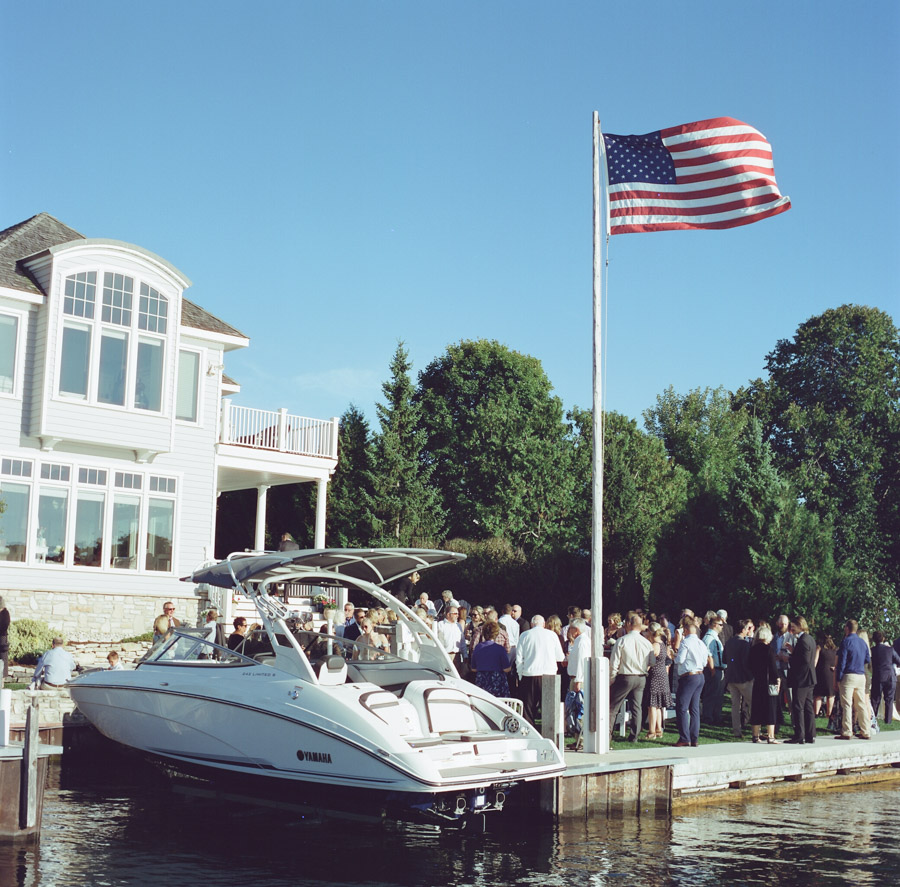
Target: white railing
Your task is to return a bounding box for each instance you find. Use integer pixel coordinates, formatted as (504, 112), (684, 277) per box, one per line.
(219, 399), (338, 460)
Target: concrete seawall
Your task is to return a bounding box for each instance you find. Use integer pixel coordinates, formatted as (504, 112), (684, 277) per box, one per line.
(552, 732), (900, 817)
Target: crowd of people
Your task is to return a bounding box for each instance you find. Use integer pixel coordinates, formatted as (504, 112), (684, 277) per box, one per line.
(604, 608), (900, 748)
(21, 591), (900, 761)
(336, 592), (594, 726)
(205, 592), (900, 751)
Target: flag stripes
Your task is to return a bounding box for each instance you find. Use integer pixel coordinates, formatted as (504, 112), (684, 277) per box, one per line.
(603, 116), (791, 234)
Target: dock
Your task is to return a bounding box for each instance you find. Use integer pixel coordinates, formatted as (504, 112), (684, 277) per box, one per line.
(0, 696), (63, 837)
(549, 731), (900, 818)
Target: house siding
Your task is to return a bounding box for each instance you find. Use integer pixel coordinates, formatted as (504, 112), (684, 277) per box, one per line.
(0, 216), (337, 643)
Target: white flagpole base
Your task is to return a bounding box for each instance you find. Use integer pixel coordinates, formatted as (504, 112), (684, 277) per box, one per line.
(583, 655), (610, 754)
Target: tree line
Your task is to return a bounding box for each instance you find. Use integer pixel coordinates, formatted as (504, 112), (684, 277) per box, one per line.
(216, 304), (899, 636)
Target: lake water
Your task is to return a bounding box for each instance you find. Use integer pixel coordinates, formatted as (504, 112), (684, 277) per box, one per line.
(2, 761), (898, 886)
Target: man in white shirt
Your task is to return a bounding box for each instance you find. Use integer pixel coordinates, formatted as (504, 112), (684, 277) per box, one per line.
(674, 619), (714, 747)
(608, 614), (654, 742)
(499, 604), (522, 690)
(416, 592), (437, 618)
(516, 615), (564, 725)
(203, 608), (221, 643)
(566, 619), (591, 749)
(435, 606), (463, 670)
(499, 604), (521, 651)
(566, 619), (591, 692)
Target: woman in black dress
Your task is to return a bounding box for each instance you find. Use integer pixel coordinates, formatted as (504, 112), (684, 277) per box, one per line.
(814, 632), (838, 719)
(749, 623), (780, 743)
(0, 596), (9, 679)
(647, 625), (672, 738)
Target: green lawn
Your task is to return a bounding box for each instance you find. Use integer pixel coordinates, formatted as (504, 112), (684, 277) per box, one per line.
(563, 699), (900, 751)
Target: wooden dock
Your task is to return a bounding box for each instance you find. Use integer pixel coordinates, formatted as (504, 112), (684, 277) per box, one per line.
(548, 731), (900, 818)
(0, 699), (63, 836)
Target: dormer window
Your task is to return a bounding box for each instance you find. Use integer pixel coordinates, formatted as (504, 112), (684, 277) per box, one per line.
(59, 270), (169, 413)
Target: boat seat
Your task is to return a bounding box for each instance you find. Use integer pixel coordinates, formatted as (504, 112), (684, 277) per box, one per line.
(253, 654), (277, 666)
(402, 682), (478, 735)
(317, 655), (348, 686)
(359, 690), (419, 736)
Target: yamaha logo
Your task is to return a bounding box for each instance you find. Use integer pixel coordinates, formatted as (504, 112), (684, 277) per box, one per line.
(296, 749), (333, 764)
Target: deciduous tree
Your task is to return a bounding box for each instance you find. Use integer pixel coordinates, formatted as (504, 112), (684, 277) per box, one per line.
(737, 304), (900, 588)
(416, 339), (573, 551)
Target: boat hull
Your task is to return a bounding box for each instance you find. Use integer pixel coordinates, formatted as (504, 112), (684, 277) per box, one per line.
(69, 676), (563, 820)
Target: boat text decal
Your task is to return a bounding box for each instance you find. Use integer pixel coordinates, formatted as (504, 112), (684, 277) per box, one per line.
(296, 749), (333, 764)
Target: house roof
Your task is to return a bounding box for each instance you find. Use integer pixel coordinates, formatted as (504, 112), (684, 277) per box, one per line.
(181, 297), (246, 339)
(0, 212), (83, 295)
(0, 212), (246, 339)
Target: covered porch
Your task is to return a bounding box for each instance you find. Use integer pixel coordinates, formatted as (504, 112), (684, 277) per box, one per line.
(216, 400), (339, 550)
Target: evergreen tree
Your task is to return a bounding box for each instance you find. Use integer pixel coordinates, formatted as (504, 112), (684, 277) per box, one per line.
(722, 418), (837, 627)
(644, 387), (748, 609)
(370, 343), (444, 546)
(327, 404), (378, 547)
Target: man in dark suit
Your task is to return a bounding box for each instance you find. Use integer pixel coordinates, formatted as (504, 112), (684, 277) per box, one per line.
(871, 631), (900, 723)
(786, 615), (817, 743)
(343, 609), (365, 642)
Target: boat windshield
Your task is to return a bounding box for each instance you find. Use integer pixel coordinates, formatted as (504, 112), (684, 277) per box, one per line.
(290, 626), (450, 683)
(142, 630), (257, 667)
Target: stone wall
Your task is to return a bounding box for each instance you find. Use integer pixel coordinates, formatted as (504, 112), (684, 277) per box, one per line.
(0, 588), (210, 642)
(8, 639), (152, 725)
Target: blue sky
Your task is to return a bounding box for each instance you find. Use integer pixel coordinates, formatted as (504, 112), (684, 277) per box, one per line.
(3, 2), (898, 429)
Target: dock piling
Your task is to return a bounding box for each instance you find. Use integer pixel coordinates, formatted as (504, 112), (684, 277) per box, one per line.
(20, 695), (39, 830)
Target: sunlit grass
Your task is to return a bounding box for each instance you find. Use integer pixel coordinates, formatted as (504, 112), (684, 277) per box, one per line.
(561, 698), (900, 751)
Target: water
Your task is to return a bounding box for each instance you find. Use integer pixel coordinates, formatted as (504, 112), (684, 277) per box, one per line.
(2, 762), (899, 886)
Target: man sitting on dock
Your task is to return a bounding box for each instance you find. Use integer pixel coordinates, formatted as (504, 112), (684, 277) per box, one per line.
(31, 638), (76, 690)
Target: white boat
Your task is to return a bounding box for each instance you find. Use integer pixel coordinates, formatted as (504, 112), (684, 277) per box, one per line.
(69, 549), (565, 823)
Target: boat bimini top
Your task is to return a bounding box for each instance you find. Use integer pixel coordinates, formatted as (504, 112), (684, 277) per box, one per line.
(181, 548), (466, 685)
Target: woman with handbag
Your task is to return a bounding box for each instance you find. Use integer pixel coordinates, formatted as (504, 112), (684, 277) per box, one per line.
(749, 623), (781, 744)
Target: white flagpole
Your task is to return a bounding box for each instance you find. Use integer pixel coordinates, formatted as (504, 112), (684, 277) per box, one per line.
(584, 111), (610, 755)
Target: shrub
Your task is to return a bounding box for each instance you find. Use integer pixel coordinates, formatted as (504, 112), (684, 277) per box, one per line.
(9, 619), (62, 665)
(119, 632), (154, 644)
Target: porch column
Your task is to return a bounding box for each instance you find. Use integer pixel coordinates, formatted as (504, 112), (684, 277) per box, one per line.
(255, 484), (270, 551)
(314, 478), (328, 548)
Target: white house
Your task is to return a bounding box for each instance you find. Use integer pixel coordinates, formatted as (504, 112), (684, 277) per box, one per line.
(0, 213), (338, 640)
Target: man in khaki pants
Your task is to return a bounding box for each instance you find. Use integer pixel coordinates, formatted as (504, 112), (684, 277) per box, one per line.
(834, 619), (871, 740)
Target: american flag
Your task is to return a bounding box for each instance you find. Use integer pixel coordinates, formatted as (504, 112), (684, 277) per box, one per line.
(602, 117), (791, 234)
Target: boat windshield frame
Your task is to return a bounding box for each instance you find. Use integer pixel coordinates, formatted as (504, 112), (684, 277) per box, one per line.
(141, 628), (260, 668)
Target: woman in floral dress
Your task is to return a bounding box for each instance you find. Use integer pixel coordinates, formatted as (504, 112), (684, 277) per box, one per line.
(647, 624), (672, 738)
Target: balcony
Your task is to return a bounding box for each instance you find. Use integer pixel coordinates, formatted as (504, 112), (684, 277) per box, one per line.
(216, 399), (339, 493)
